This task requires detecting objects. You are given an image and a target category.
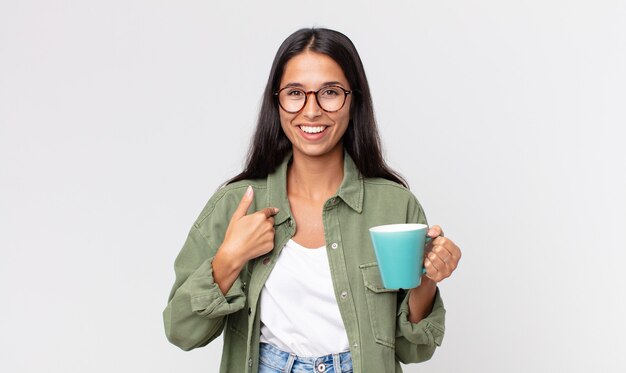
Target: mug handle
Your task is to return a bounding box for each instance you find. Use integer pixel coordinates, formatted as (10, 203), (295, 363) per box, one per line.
(422, 235), (434, 275)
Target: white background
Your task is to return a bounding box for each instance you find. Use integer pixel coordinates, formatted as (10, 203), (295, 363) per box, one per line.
(1, 1), (625, 372)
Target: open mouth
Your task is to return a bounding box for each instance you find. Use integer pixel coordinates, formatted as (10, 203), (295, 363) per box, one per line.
(298, 125), (328, 134)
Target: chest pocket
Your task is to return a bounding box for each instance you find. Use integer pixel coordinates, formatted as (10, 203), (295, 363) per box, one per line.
(359, 262), (399, 348)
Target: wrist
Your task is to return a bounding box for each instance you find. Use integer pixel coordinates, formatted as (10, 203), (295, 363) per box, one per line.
(212, 245), (246, 296)
(410, 278), (436, 301)
(214, 245), (245, 275)
(407, 276), (437, 323)
(418, 275), (437, 290)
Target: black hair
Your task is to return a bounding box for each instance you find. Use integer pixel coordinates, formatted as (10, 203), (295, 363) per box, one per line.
(227, 27), (408, 188)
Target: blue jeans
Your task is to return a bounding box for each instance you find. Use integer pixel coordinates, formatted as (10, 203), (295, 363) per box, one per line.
(258, 343), (353, 373)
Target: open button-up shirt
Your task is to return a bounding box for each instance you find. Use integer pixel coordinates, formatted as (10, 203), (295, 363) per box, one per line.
(163, 152), (445, 372)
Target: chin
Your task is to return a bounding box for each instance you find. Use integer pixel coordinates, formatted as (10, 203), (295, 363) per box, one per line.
(293, 143), (343, 158)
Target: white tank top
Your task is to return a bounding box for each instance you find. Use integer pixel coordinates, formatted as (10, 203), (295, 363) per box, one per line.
(259, 239), (350, 356)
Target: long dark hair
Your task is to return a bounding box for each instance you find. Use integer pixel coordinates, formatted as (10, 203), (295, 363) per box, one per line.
(227, 27), (408, 188)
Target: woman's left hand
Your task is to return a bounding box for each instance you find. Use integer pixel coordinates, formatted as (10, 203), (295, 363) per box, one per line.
(423, 225), (461, 283)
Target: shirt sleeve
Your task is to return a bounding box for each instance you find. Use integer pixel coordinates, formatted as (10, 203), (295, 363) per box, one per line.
(163, 192), (247, 351)
(393, 193), (446, 363)
(394, 288), (446, 363)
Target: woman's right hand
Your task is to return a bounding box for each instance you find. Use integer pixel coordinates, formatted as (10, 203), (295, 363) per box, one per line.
(212, 186), (278, 294)
(220, 185), (278, 266)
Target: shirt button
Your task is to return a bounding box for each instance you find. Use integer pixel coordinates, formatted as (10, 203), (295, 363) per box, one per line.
(331, 242), (338, 249)
(248, 358), (252, 367)
(262, 257), (271, 265)
(340, 291), (348, 299)
(247, 307), (251, 315)
(288, 218), (294, 227)
(353, 342), (359, 349)
(317, 363), (326, 372)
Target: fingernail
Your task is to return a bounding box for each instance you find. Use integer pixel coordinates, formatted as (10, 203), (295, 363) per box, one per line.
(246, 185), (253, 197)
(273, 208), (279, 214)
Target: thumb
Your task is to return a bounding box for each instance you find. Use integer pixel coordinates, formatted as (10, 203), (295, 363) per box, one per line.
(427, 225), (443, 238)
(231, 185), (254, 221)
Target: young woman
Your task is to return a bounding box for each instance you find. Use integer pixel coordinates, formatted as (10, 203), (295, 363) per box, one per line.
(164, 28), (461, 373)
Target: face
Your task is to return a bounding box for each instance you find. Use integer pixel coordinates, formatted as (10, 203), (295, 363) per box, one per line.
(278, 51), (352, 160)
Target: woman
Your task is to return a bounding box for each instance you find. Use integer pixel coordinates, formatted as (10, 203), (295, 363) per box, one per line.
(163, 28), (461, 373)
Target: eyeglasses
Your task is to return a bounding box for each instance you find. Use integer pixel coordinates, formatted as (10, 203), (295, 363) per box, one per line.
(274, 85), (352, 114)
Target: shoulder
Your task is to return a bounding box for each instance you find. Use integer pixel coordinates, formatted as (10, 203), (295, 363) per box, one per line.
(362, 177), (420, 202)
(194, 177), (268, 225)
(361, 177), (426, 222)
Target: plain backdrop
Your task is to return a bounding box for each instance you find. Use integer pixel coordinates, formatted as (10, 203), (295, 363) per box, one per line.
(1, 1), (625, 372)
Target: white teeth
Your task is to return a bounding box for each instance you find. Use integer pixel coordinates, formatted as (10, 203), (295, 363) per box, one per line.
(300, 126), (325, 134)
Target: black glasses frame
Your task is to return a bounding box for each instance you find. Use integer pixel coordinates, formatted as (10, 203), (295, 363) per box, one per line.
(274, 85), (353, 114)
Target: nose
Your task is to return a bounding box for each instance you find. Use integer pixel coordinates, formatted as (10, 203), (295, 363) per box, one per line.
(302, 91), (322, 119)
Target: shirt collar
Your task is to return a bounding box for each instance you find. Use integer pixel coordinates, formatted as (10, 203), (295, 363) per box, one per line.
(268, 150), (364, 225)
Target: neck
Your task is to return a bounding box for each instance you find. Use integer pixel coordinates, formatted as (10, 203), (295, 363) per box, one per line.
(287, 146), (344, 202)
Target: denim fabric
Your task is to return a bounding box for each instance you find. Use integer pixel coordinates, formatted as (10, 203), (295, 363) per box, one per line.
(259, 343), (353, 373)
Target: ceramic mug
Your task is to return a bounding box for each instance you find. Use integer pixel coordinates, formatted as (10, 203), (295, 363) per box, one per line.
(369, 223), (429, 289)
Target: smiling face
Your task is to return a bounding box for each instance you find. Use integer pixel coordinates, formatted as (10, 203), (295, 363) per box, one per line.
(278, 51), (352, 160)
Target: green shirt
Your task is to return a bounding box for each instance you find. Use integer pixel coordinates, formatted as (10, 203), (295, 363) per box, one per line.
(163, 152), (445, 372)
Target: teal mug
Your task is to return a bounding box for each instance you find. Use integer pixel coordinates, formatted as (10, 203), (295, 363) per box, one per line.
(369, 223), (430, 289)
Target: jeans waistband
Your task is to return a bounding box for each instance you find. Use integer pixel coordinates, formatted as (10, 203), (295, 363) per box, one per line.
(259, 343), (353, 373)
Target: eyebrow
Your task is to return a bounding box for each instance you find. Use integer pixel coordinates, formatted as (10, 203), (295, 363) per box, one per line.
(283, 81), (345, 89)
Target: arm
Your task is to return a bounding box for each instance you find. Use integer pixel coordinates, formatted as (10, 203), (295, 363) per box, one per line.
(394, 198), (461, 363)
(395, 287), (446, 363)
(163, 225), (246, 351)
(407, 225), (460, 323)
(163, 185), (278, 351)
(396, 228), (461, 363)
